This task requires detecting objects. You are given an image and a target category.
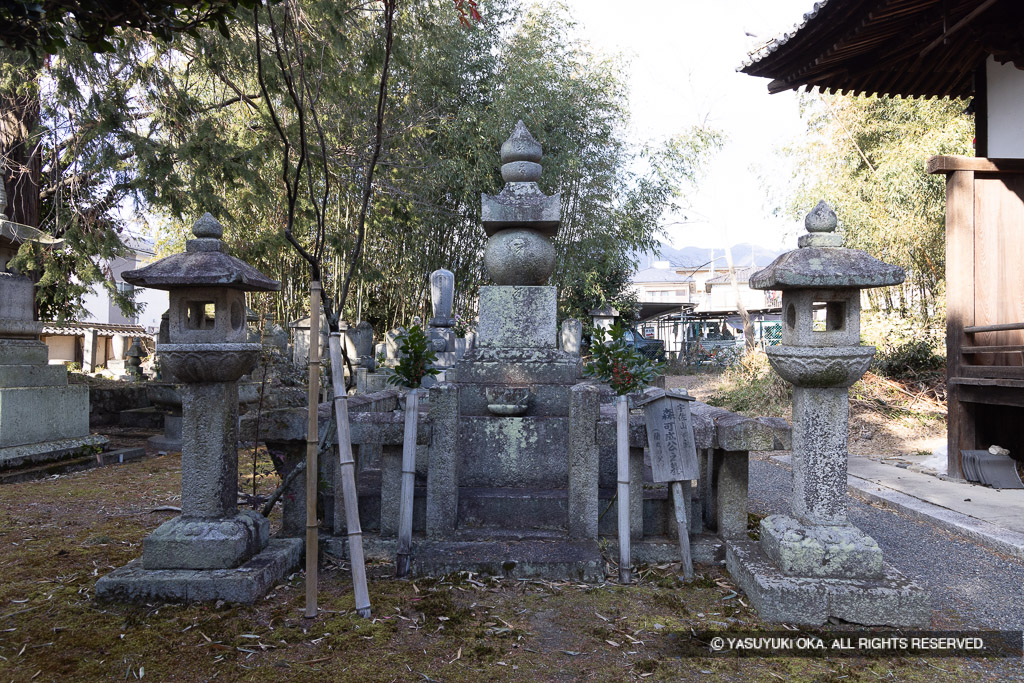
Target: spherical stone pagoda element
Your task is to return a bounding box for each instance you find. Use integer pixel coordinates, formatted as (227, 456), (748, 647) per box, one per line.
(484, 227), (557, 286)
(481, 121), (561, 285)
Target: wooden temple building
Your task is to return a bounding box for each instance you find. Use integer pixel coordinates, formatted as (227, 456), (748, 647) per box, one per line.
(740, 0), (1024, 478)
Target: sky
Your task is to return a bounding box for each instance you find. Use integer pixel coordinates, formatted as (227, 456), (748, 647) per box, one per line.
(560, 0), (816, 253)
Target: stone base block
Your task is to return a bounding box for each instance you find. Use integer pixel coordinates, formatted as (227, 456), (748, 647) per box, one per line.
(760, 514), (884, 579)
(96, 538), (302, 604)
(119, 406), (164, 429)
(326, 533), (603, 581)
(143, 510), (270, 570)
(726, 540), (930, 626)
(0, 363), (68, 387)
(0, 434), (108, 470)
(0, 339), (49, 365)
(604, 534), (724, 567)
(0, 384), (91, 448)
(477, 286), (557, 349)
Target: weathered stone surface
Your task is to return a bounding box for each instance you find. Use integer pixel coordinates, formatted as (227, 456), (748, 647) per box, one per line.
(568, 384), (599, 540)
(0, 434), (108, 470)
(757, 417), (792, 450)
(429, 269), (455, 323)
(96, 538), (302, 604)
(726, 540), (930, 626)
(426, 382), (459, 538)
(713, 449), (750, 540)
(483, 229), (557, 286)
(760, 514), (884, 579)
(159, 343), (260, 383)
(344, 321), (374, 365)
(458, 487), (568, 530)
(179, 382), (240, 518)
(0, 339), (48, 365)
(459, 416), (568, 488)
(790, 386), (849, 526)
(0, 384), (91, 448)
(143, 510), (269, 570)
(768, 345), (874, 387)
(410, 538), (602, 582)
(477, 286), (557, 348)
(560, 318), (582, 356)
(0, 273), (37, 327)
(458, 383), (572, 418)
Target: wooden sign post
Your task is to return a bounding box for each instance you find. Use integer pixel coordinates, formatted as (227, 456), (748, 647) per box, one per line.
(635, 388), (699, 580)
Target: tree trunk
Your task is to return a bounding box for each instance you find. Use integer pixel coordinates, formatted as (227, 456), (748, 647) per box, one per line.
(0, 58), (42, 228)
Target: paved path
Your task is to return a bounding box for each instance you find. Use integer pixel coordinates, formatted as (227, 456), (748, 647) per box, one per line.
(748, 454), (1024, 632)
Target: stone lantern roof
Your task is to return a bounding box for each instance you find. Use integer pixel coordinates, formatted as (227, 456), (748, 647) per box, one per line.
(749, 201), (904, 291)
(122, 214), (280, 292)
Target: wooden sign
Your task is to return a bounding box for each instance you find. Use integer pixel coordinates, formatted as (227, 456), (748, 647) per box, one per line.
(635, 388), (699, 483)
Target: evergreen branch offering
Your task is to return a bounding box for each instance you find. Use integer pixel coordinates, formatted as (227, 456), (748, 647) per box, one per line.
(584, 322), (664, 396)
(385, 324), (440, 389)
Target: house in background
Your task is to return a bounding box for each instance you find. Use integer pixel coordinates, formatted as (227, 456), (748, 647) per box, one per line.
(740, 0), (1024, 478)
(43, 233), (166, 370)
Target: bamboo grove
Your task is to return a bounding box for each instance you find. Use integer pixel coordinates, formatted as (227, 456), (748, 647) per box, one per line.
(2, 0), (721, 329)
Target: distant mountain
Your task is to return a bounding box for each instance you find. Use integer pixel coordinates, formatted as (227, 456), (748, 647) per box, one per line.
(635, 242), (785, 272)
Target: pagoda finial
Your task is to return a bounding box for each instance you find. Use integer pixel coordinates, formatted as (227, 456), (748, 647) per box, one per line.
(500, 121), (543, 183)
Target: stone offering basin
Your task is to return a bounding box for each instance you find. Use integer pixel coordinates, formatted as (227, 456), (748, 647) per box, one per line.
(766, 345), (875, 388)
(158, 343), (261, 383)
(485, 386), (531, 416)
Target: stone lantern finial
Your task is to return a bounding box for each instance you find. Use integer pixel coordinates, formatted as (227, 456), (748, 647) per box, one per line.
(192, 212), (224, 239)
(798, 201), (843, 248)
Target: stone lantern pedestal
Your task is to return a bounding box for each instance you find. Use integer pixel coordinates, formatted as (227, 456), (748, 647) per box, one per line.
(96, 214), (301, 604)
(726, 202), (930, 626)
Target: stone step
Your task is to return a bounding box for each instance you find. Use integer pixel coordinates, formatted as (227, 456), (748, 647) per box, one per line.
(458, 486), (568, 531)
(0, 447), (146, 484)
(410, 538), (604, 582)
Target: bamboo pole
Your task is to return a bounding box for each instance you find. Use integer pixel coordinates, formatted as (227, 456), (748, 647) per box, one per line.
(395, 387), (419, 577)
(304, 281), (321, 619)
(616, 394), (631, 584)
(328, 332), (372, 618)
(671, 481), (694, 580)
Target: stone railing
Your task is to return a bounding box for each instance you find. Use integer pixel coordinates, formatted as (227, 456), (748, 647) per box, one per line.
(241, 388), (790, 561)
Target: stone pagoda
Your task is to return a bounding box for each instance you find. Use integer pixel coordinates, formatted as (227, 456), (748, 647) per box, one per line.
(728, 201), (930, 625)
(0, 187), (106, 471)
(96, 214), (301, 603)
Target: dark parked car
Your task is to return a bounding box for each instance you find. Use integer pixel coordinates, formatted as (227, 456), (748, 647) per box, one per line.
(622, 325), (665, 361)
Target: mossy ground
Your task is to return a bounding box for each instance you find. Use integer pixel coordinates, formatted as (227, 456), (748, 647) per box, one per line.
(0, 440), (999, 681)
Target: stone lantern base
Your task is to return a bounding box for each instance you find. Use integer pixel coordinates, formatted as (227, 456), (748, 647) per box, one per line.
(725, 540), (931, 626)
(95, 538), (302, 604)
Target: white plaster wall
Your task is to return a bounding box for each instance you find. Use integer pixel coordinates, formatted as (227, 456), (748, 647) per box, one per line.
(987, 56), (1024, 158)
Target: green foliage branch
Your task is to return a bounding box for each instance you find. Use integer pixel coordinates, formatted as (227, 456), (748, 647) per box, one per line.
(584, 322), (664, 396)
(384, 323), (439, 388)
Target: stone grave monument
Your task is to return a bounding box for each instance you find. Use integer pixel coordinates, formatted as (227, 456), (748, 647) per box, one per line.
(727, 201), (930, 626)
(96, 214), (301, 603)
(0, 272), (107, 470)
(0, 185), (107, 469)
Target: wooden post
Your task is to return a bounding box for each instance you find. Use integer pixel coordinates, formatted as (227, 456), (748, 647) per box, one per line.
(396, 387), (419, 577)
(671, 481), (694, 580)
(304, 282), (321, 619)
(328, 333), (372, 618)
(616, 394), (631, 584)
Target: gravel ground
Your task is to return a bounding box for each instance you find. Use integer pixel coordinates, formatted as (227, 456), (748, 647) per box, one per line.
(748, 454), (1024, 631)
(748, 454), (1024, 680)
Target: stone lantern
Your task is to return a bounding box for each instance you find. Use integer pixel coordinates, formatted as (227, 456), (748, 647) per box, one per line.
(727, 201), (930, 626)
(97, 214), (300, 604)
